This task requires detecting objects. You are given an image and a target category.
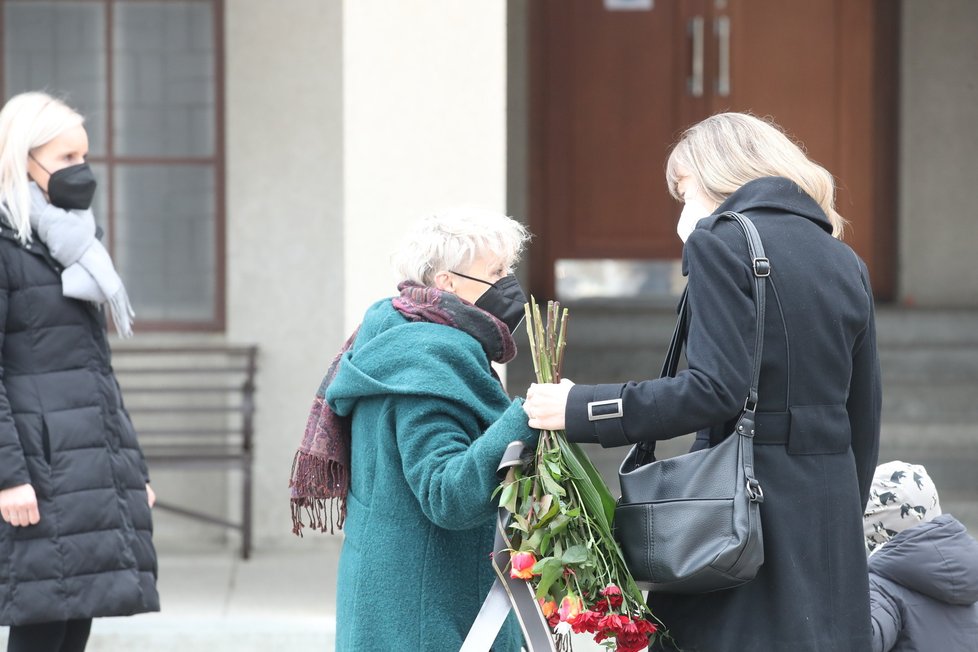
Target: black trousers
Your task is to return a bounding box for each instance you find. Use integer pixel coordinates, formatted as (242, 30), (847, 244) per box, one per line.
(6, 619), (92, 652)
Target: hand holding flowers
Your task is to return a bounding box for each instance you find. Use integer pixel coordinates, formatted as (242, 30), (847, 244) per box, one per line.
(496, 298), (667, 652)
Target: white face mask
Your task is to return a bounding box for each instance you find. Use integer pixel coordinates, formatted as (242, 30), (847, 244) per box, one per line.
(676, 180), (716, 243)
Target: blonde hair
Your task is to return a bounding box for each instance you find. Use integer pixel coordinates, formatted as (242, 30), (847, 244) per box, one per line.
(666, 112), (846, 238)
(0, 92), (85, 243)
(391, 206), (531, 286)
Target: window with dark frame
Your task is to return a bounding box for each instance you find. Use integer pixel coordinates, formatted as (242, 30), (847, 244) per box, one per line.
(0, 0), (225, 331)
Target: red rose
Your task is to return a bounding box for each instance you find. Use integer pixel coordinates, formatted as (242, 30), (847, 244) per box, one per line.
(558, 593), (583, 623)
(539, 598), (557, 619)
(510, 551), (537, 580)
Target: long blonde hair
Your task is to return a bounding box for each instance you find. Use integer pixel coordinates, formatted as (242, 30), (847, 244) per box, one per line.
(0, 92), (85, 243)
(666, 112), (846, 238)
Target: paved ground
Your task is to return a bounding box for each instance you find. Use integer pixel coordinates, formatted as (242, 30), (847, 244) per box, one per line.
(0, 536), (340, 652)
(0, 534), (610, 651)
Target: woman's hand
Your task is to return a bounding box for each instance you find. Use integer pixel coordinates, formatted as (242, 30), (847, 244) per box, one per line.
(0, 483), (40, 527)
(524, 378), (574, 431)
(146, 483), (156, 508)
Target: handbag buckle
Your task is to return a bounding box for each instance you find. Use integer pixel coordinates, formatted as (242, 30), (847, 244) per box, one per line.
(753, 257), (771, 277)
(746, 478), (764, 503)
(587, 398), (623, 421)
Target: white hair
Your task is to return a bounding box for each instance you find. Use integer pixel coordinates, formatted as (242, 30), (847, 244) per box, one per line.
(391, 206), (531, 286)
(0, 91), (85, 243)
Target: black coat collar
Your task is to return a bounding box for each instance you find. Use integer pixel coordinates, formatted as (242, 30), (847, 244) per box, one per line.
(0, 220), (65, 272)
(681, 177), (833, 278)
(714, 176), (833, 234)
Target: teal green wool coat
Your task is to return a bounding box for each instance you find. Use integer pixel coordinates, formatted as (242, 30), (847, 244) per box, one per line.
(327, 299), (536, 652)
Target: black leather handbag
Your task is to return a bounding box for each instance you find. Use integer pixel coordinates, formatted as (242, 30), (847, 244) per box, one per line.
(614, 211), (768, 594)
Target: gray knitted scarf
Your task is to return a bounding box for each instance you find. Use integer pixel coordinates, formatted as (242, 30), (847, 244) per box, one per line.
(28, 182), (134, 337)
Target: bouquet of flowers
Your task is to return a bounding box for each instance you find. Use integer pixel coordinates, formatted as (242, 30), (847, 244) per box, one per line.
(496, 298), (667, 651)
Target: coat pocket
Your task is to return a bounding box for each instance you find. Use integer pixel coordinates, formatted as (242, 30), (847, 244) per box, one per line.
(40, 419), (52, 465)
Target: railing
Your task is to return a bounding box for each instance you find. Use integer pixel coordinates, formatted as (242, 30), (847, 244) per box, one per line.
(112, 345), (258, 559)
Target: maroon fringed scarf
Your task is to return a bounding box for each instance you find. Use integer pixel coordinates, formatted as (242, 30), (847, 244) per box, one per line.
(289, 281), (516, 535)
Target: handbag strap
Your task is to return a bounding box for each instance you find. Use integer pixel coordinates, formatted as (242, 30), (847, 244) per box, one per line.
(659, 287), (688, 378)
(660, 211), (770, 413)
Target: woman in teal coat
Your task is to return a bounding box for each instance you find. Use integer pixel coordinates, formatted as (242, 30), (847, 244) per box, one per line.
(292, 208), (536, 651)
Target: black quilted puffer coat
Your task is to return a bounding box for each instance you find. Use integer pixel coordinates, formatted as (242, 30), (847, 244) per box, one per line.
(0, 216), (159, 626)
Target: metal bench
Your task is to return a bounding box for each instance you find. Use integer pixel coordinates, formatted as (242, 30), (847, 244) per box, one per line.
(111, 345), (258, 559)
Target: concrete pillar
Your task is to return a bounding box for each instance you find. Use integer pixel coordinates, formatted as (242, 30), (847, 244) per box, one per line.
(342, 0), (508, 331)
(225, 0), (345, 545)
(223, 0), (507, 546)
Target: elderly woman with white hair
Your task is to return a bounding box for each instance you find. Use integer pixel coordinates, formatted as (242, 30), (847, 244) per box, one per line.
(290, 208), (536, 652)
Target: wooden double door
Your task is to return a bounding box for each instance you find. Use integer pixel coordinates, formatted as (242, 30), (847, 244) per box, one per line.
(528, 0), (898, 299)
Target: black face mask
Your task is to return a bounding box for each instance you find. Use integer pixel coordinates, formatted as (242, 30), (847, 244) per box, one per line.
(452, 271), (528, 334)
(30, 155), (97, 211)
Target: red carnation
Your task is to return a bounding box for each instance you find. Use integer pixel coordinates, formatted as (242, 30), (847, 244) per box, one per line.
(597, 613), (629, 633)
(636, 618), (659, 635)
(616, 630), (653, 652)
(619, 616), (640, 634)
(570, 609), (602, 634)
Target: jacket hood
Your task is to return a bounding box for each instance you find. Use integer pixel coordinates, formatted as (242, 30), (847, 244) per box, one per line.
(869, 514), (978, 605)
(326, 300), (506, 420)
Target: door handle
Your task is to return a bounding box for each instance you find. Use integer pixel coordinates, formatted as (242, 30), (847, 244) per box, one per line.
(688, 16), (705, 97)
(715, 15), (731, 97)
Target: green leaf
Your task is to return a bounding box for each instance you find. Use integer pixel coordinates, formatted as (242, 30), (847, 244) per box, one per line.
(536, 499), (560, 528)
(499, 481), (518, 514)
(546, 459), (563, 479)
(561, 544), (589, 564)
(539, 470), (566, 498)
(557, 436), (616, 536)
(546, 513), (572, 536)
(526, 527), (552, 552)
(534, 557), (565, 598)
(511, 514), (530, 533)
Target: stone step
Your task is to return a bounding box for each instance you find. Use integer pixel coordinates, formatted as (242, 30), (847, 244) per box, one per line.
(882, 383), (978, 423)
(875, 309), (978, 347)
(880, 346), (978, 382)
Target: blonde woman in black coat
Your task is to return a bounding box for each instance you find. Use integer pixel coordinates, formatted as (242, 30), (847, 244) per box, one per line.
(524, 112), (881, 651)
(0, 92), (159, 652)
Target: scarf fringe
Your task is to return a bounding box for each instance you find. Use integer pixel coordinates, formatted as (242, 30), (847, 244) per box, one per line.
(108, 285), (135, 338)
(289, 450), (347, 535)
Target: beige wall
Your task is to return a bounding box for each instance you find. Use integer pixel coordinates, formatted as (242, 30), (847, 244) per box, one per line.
(342, 1), (508, 332)
(900, 0), (978, 307)
(225, 0), (346, 546)
(220, 0), (509, 548)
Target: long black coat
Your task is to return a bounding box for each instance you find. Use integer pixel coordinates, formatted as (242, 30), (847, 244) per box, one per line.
(0, 218), (159, 626)
(567, 177), (881, 651)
